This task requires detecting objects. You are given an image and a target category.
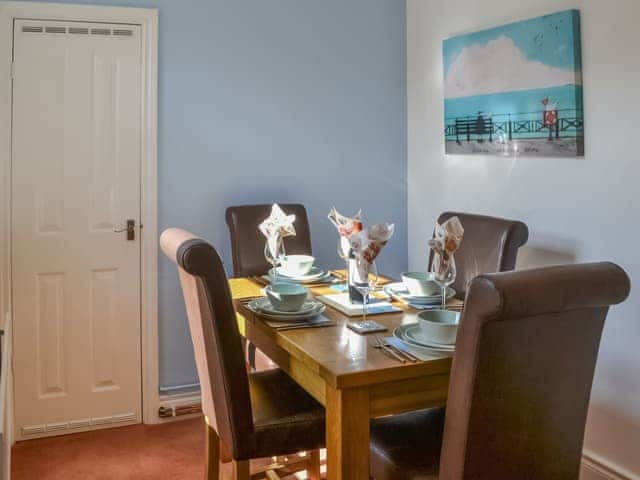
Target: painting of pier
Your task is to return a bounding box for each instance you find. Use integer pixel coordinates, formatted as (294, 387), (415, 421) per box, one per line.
(443, 10), (584, 157)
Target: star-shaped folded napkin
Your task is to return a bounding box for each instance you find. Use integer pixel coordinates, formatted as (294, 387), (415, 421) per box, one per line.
(259, 204), (297, 260)
(328, 207), (363, 237)
(350, 223), (395, 279)
(428, 216), (464, 280)
(328, 207), (363, 257)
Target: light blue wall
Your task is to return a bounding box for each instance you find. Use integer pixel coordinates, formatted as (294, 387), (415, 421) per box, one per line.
(23, 0), (408, 389)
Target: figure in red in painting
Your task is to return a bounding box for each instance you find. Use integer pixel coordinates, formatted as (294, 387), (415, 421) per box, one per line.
(542, 97), (558, 140)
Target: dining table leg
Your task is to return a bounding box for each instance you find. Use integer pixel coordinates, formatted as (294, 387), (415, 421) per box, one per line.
(325, 384), (370, 480)
(204, 418), (220, 480)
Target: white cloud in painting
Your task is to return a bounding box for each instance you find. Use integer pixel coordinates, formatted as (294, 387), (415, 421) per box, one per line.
(445, 35), (581, 99)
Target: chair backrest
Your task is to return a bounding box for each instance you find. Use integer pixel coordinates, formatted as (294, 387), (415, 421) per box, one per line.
(439, 262), (630, 480)
(430, 211), (528, 298)
(225, 204), (312, 277)
(160, 228), (253, 459)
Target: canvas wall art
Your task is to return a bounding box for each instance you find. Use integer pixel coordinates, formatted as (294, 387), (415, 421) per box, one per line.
(443, 10), (583, 157)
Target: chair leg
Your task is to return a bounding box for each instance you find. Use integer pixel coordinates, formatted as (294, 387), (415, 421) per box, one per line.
(205, 421), (220, 480)
(231, 460), (250, 480)
(307, 450), (321, 480)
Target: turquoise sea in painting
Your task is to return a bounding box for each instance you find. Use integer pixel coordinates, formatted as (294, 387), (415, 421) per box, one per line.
(445, 85), (583, 121)
(443, 10), (584, 156)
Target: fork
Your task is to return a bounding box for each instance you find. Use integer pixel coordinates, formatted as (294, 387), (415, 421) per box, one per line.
(372, 336), (406, 363)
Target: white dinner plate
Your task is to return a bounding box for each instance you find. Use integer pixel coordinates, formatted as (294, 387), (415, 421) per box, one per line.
(393, 324), (455, 352)
(384, 282), (456, 305)
(270, 266), (327, 282)
(250, 297), (320, 316)
(247, 298), (326, 322)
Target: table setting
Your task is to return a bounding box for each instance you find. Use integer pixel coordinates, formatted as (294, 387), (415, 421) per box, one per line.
(383, 275), (457, 310)
(376, 215), (465, 359)
(242, 282), (333, 331)
(235, 204), (333, 329)
(253, 204), (341, 287)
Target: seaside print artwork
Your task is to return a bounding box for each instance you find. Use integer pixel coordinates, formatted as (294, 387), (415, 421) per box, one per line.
(443, 10), (584, 157)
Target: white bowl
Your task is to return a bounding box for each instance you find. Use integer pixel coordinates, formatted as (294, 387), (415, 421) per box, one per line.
(417, 310), (460, 345)
(266, 283), (308, 312)
(402, 272), (440, 297)
(279, 255), (315, 277)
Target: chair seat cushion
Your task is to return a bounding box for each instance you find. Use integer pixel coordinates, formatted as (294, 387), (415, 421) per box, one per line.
(370, 408), (445, 480)
(248, 369), (325, 459)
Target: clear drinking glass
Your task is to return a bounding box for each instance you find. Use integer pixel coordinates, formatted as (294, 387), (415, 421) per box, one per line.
(264, 240), (286, 284)
(430, 254), (456, 310)
(337, 237), (351, 288)
(349, 261), (379, 322)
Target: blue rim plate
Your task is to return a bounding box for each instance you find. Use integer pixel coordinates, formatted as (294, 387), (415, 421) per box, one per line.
(393, 324), (455, 352)
(251, 297), (318, 316)
(247, 298), (326, 322)
(384, 282), (455, 305)
(270, 267), (327, 282)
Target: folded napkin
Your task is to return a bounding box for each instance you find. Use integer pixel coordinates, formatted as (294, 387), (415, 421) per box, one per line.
(350, 223), (394, 279)
(428, 216), (464, 280)
(328, 207), (363, 257)
(259, 204), (296, 261)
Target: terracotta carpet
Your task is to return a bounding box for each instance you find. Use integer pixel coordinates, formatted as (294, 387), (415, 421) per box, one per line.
(12, 417), (308, 479)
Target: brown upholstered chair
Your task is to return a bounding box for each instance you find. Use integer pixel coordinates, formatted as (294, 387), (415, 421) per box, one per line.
(369, 262), (630, 480)
(429, 212), (529, 299)
(225, 204), (312, 277)
(160, 228), (324, 480)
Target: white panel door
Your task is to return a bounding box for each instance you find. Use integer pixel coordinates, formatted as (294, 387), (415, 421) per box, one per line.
(12, 20), (142, 439)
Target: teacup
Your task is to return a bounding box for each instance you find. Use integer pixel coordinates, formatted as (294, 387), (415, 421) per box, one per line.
(279, 254), (315, 277)
(266, 283), (308, 312)
(401, 272), (440, 297)
(416, 310), (460, 345)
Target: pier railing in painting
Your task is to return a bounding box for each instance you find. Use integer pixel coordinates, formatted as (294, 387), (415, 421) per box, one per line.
(445, 109), (583, 143)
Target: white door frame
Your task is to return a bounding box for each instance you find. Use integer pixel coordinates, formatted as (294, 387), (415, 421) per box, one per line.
(0, 2), (160, 428)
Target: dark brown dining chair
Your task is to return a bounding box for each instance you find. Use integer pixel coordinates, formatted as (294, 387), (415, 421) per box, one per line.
(429, 211), (529, 299)
(369, 262), (630, 480)
(226, 203), (312, 371)
(225, 204), (312, 277)
(160, 228), (324, 480)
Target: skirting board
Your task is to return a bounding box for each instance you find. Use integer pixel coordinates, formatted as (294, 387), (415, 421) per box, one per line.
(582, 450), (639, 480)
(156, 392), (202, 423)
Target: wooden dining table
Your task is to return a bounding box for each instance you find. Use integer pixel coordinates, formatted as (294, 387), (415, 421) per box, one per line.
(229, 274), (460, 480)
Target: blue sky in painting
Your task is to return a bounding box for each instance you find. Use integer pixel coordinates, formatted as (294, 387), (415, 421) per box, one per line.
(443, 10), (581, 76)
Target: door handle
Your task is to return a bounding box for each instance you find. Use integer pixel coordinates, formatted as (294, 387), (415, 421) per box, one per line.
(114, 219), (135, 241)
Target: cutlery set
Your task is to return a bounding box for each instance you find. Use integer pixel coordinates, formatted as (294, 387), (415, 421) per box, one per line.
(371, 335), (421, 363)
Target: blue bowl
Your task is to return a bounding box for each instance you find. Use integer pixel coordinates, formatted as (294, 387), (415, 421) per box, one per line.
(266, 283), (308, 312)
(417, 309), (460, 345)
